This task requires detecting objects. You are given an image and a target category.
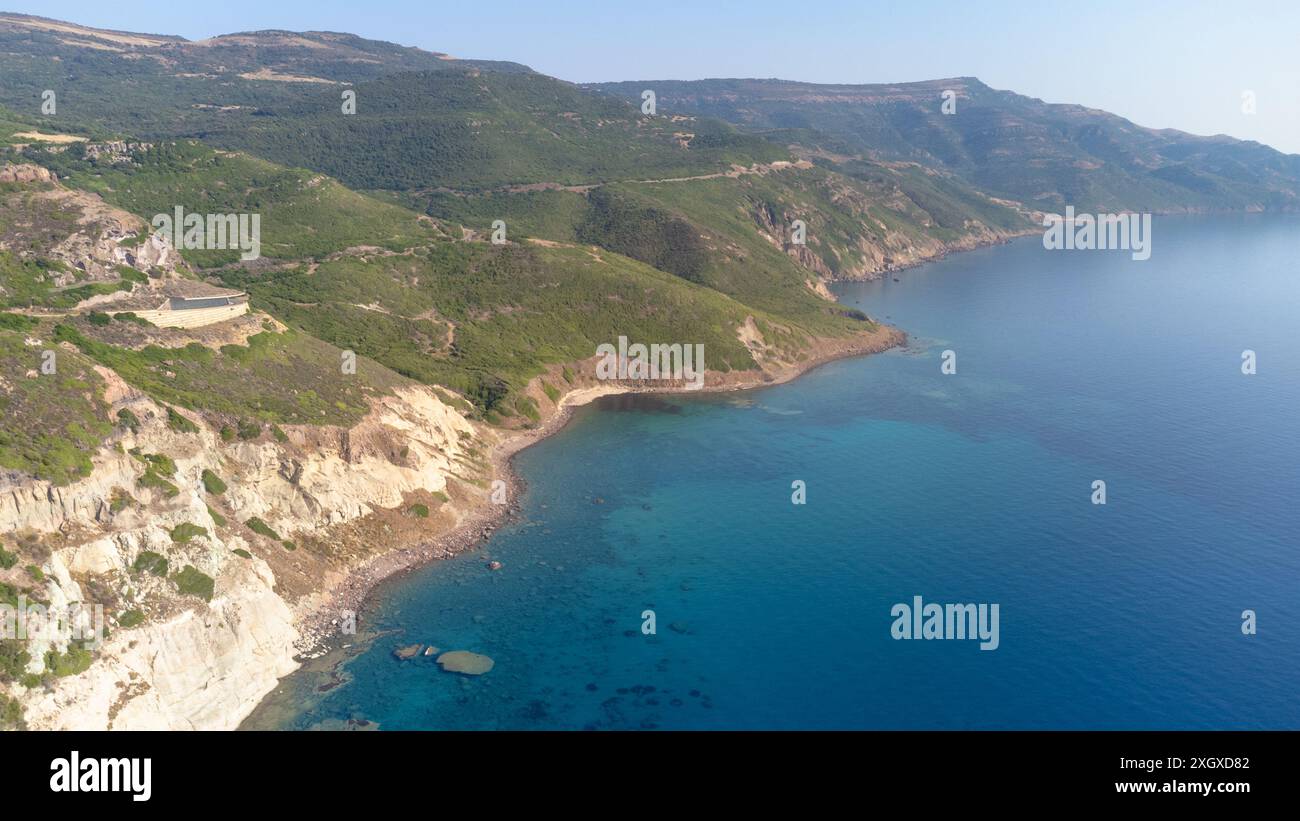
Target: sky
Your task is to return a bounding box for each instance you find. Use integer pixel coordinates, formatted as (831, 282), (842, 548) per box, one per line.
(8, 0), (1299, 153)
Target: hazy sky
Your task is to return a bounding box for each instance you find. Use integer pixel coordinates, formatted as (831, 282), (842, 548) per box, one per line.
(11, 0), (1300, 153)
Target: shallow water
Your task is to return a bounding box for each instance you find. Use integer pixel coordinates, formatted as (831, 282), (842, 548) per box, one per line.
(247, 214), (1300, 730)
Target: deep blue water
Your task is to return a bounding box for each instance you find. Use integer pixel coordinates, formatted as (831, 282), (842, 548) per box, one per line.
(253, 214), (1300, 730)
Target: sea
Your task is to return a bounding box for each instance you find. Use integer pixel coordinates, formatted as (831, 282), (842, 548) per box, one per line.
(243, 214), (1300, 730)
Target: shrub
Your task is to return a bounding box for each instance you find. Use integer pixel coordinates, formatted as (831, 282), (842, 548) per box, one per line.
(131, 451), (176, 477)
(132, 550), (168, 577)
(201, 469), (227, 495)
(514, 395), (540, 422)
(232, 549), (252, 559)
(244, 517), (281, 541)
(115, 265), (149, 284)
(166, 406), (199, 433)
(109, 487), (134, 513)
(112, 311), (153, 326)
(173, 566), (214, 602)
(116, 408), (140, 433)
(170, 523), (208, 544)
(86, 311), (112, 326)
(219, 425), (235, 442)
(0, 693), (26, 730)
(542, 381), (561, 403)
(45, 645), (93, 677)
(281, 540), (296, 551)
(271, 425), (289, 443)
(0, 545), (16, 570)
(206, 504), (226, 528)
(0, 313), (37, 332)
(408, 503), (429, 518)
(0, 637), (32, 684)
(237, 419), (262, 440)
(137, 470), (178, 498)
(25, 565), (43, 582)
(117, 609), (145, 628)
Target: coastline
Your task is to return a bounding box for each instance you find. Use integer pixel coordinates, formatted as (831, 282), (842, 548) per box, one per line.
(287, 322), (907, 664)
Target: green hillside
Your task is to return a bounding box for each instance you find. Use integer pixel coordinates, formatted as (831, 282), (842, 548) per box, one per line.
(196, 70), (787, 191)
(215, 240), (795, 415)
(0, 13), (530, 139)
(17, 139), (438, 266)
(589, 77), (1300, 213)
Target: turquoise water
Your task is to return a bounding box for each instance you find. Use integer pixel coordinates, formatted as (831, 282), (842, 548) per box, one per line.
(260, 214), (1300, 729)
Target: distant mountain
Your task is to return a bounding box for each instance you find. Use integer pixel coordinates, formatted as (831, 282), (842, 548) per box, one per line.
(0, 13), (530, 137)
(588, 77), (1300, 213)
(191, 69), (785, 191)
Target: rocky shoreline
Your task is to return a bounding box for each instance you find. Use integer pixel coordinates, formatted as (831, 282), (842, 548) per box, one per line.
(286, 322), (908, 664)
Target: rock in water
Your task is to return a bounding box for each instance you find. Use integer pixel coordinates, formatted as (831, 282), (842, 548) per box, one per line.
(436, 651), (495, 675)
(393, 643), (422, 660)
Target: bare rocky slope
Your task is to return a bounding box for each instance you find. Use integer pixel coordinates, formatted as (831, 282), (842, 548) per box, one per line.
(3, 366), (482, 729)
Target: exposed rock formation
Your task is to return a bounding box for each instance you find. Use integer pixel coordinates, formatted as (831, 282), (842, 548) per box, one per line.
(2, 379), (480, 730)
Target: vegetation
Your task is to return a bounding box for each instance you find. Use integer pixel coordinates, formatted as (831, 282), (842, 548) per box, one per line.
(53, 323), (406, 427)
(109, 487), (134, 513)
(201, 469), (227, 495)
(201, 70), (784, 192)
(23, 140), (437, 268)
(244, 517), (281, 541)
(589, 77), (1300, 213)
(136, 469), (179, 498)
(173, 566), (214, 602)
(45, 645), (93, 677)
(132, 551), (169, 577)
(0, 693), (25, 730)
(206, 505), (226, 528)
(117, 609), (145, 628)
(170, 523), (208, 544)
(0, 329), (113, 485)
(117, 409), (141, 433)
(223, 241), (765, 414)
(166, 407), (199, 433)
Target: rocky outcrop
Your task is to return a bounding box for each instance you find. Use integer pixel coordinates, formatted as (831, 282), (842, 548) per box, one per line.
(0, 164), (188, 296)
(0, 163), (56, 184)
(21, 557), (297, 730)
(3, 380), (480, 730)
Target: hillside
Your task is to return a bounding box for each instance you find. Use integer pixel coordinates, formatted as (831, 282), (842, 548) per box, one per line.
(589, 77), (1300, 213)
(0, 13), (530, 138)
(194, 69), (787, 191)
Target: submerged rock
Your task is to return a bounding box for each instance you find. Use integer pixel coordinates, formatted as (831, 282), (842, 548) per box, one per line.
(436, 650), (495, 675)
(393, 643), (422, 660)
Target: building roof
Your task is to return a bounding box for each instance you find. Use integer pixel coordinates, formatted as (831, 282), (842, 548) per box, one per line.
(160, 291), (247, 310)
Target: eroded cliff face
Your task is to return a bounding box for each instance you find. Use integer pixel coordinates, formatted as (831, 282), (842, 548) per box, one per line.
(0, 163), (188, 285)
(2, 378), (481, 730)
(748, 172), (1030, 284)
